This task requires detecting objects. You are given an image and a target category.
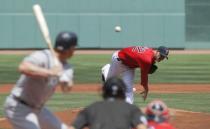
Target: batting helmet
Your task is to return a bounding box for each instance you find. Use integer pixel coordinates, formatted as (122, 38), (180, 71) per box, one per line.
(145, 100), (169, 122)
(157, 46), (169, 59)
(102, 77), (126, 100)
(54, 31), (78, 52)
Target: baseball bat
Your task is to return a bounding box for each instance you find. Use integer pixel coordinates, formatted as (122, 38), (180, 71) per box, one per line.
(32, 4), (59, 66)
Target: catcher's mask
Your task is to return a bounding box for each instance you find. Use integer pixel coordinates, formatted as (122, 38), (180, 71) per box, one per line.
(149, 64), (158, 74)
(54, 31), (78, 52)
(102, 77), (126, 100)
(145, 100), (170, 122)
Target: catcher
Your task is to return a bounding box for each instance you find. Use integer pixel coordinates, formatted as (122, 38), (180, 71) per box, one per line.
(146, 100), (177, 129)
(101, 46), (169, 103)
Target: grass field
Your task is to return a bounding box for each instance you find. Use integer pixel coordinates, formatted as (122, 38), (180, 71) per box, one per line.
(0, 53), (210, 117)
(0, 54), (210, 84)
(0, 92), (210, 117)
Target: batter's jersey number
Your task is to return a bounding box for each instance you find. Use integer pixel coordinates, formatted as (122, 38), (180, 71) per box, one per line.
(132, 46), (148, 53)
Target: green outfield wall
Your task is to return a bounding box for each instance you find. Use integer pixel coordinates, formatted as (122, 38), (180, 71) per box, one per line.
(186, 0), (210, 48)
(0, 0), (209, 49)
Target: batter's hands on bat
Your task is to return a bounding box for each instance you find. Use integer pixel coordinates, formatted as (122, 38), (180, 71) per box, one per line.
(59, 68), (74, 93)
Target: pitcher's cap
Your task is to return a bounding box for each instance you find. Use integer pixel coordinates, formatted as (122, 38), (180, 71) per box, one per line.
(157, 46), (169, 59)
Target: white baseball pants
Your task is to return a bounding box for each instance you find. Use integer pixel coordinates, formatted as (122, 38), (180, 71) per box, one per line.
(102, 51), (135, 104)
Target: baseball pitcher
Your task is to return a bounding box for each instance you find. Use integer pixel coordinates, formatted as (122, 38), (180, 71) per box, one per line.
(101, 46), (169, 104)
(4, 31), (78, 129)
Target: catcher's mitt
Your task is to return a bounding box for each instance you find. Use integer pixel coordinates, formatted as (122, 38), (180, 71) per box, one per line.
(149, 64), (158, 74)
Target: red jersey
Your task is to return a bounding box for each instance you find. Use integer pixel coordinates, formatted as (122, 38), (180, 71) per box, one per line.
(148, 121), (177, 129)
(118, 46), (155, 88)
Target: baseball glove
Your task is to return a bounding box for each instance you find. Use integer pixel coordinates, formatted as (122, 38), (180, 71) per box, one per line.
(149, 64), (158, 74)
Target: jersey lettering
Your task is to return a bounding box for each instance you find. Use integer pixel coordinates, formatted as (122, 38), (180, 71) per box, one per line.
(132, 46), (148, 53)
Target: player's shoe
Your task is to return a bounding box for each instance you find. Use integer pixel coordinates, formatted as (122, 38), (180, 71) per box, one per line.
(101, 63), (111, 84)
(101, 73), (105, 83)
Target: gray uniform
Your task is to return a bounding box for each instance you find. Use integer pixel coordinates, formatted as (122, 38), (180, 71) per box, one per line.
(4, 50), (72, 129)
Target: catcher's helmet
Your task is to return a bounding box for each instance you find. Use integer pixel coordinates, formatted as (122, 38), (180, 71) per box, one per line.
(54, 31), (78, 51)
(145, 100), (169, 122)
(102, 77), (126, 100)
(157, 46), (169, 59)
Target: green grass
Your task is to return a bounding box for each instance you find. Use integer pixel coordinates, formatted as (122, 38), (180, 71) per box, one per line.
(0, 94), (8, 117)
(47, 92), (210, 113)
(0, 54), (210, 84)
(0, 53), (210, 118)
(1, 92), (209, 117)
(134, 93), (210, 113)
(0, 55), (23, 83)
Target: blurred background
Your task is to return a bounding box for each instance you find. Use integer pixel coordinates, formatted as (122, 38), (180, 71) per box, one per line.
(0, 1), (210, 129)
(0, 0), (209, 49)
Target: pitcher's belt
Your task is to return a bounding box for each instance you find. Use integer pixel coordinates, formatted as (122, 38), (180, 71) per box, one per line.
(117, 58), (121, 61)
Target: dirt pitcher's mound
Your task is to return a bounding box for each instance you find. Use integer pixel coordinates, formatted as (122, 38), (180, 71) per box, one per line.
(171, 109), (210, 129)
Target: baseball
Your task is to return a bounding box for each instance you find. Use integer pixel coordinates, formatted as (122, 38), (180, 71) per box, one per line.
(133, 87), (136, 92)
(115, 26), (122, 32)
